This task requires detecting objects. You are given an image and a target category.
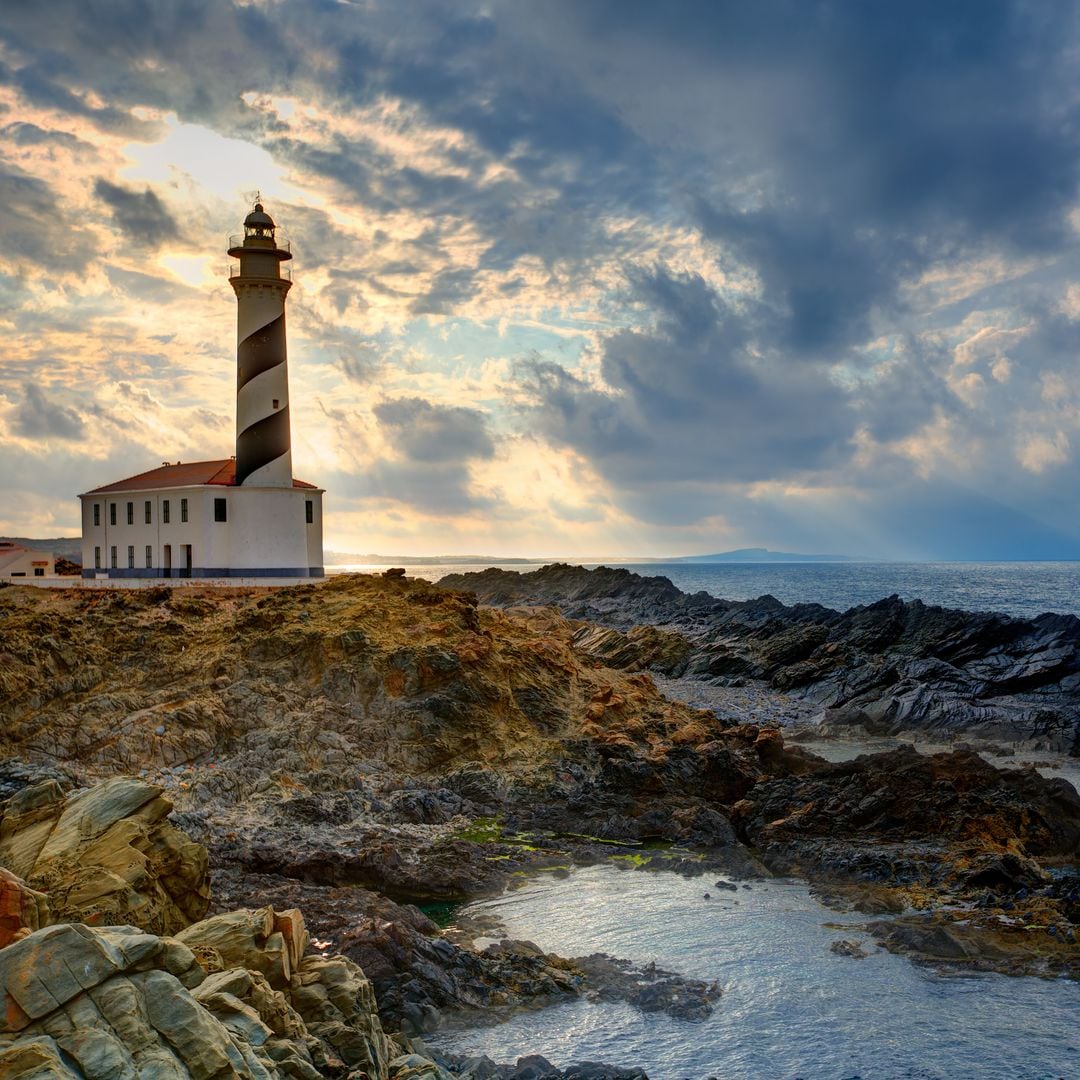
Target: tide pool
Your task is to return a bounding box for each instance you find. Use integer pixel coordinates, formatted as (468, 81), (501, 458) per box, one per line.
(432, 865), (1078, 1080)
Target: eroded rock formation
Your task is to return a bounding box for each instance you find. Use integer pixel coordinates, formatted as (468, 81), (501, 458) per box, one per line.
(0, 776), (208, 935)
(0, 914), (401, 1080)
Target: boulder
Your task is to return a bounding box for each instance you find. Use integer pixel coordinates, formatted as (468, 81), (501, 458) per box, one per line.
(176, 907), (307, 989)
(0, 777), (209, 935)
(177, 906), (396, 1077)
(0, 915), (407, 1080)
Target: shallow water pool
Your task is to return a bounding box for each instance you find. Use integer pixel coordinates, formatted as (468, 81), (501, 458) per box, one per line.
(432, 865), (1078, 1080)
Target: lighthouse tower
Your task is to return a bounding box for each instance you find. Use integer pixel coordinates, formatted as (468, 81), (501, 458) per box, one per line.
(76, 198), (325, 582)
(228, 203), (293, 486)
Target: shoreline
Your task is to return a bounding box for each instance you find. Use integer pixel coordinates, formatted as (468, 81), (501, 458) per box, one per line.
(1, 570), (1077, 1079)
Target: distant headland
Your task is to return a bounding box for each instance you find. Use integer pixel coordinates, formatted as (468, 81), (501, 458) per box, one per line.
(668, 548), (862, 563)
(324, 547), (862, 566)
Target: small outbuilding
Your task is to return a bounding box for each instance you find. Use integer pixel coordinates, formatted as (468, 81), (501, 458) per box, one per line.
(0, 542), (55, 579)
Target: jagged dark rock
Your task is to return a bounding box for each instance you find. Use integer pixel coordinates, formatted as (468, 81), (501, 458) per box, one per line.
(440, 564), (1080, 752)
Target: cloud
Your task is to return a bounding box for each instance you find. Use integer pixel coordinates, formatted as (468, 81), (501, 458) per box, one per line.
(373, 396), (494, 464)
(516, 266), (853, 517)
(10, 383), (85, 440)
(339, 396), (499, 516)
(2, 0), (1080, 556)
(0, 163), (97, 272)
(94, 179), (179, 247)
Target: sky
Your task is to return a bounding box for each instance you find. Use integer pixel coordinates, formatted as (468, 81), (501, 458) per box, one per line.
(2, 0), (1080, 560)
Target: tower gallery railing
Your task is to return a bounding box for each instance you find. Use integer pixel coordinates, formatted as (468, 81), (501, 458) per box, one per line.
(227, 234), (291, 253)
(227, 261), (292, 281)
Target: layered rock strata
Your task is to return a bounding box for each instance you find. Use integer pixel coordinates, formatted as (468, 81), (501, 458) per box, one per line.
(0, 776), (208, 935)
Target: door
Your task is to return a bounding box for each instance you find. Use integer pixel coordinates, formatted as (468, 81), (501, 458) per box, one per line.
(180, 544), (192, 579)
(163, 544), (172, 578)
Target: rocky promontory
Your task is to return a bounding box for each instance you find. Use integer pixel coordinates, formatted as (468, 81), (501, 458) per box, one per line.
(439, 563), (1080, 752)
(0, 571), (1078, 1078)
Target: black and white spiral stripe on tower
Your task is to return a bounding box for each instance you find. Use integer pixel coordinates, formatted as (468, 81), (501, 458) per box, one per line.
(228, 203), (294, 486)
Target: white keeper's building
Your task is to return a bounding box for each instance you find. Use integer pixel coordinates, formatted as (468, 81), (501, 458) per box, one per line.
(80, 202), (325, 579)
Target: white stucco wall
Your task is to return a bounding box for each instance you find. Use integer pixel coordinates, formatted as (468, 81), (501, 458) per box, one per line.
(80, 485), (324, 577)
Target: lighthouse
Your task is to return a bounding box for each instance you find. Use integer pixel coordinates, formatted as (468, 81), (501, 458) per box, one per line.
(77, 200), (325, 581)
(228, 204), (294, 486)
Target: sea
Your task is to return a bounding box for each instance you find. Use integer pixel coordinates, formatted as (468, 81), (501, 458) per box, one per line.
(329, 561), (1080, 620)
(430, 865), (1079, 1080)
(344, 558), (1080, 1076)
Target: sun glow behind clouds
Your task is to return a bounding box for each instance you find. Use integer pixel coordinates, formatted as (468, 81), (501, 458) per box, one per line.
(121, 116), (293, 203)
(159, 253), (217, 288)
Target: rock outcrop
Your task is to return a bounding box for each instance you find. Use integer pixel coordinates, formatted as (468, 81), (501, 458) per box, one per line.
(0, 776), (209, 935)
(0, 576), (705, 780)
(440, 564), (1080, 751)
(0, 868), (48, 948)
(734, 746), (1080, 976)
(0, 912), (403, 1080)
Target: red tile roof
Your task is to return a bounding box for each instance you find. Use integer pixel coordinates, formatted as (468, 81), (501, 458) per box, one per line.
(84, 459), (319, 494)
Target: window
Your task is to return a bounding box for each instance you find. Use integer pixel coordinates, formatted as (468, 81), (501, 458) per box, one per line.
(214, 497), (227, 523)
(145, 545), (153, 568)
(94, 546), (101, 569)
(93, 504), (100, 527)
(144, 500), (152, 524)
(305, 499), (313, 524)
(180, 497), (188, 523)
(127, 545), (135, 569)
(273, 398), (279, 409)
(163, 500), (170, 524)
(110, 546), (117, 569)
(126, 502), (134, 525)
(34, 568), (44, 577)
(109, 503), (116, 526)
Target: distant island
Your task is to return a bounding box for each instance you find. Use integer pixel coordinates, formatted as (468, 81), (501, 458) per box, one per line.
(324, 552), (540, 566)
(669, 547), (862, 563)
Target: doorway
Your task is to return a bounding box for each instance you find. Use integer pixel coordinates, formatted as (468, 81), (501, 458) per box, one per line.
(180, 544), (192, 578)
(163, 544), (172, 578)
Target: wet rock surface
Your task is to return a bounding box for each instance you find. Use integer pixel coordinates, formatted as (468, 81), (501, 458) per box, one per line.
(440, 563), (1080, 752)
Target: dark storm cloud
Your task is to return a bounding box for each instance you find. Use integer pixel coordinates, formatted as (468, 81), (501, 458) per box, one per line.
(518, 267), (852, 501)
(362, 460), (493, 516)
(0, 58), (160, 139)
(11, 384), (85, 440)
(104, 266), (195, 303)
(503, 0), (1080, 354)
(409, 269), (478, 315)
(0, 1), (289, 132)
(338, 345), (382, 385)
(361, 396), (496, 515)
(374, 397), (494, 464)
(94, 180), (179, 248)
(2, 121), (90, 149)
(0, 164), (96, 271)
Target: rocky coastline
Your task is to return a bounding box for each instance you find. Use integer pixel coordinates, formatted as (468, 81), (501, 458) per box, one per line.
(439, 563), (1080, 753)
(1, 571), (1078, 1078)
